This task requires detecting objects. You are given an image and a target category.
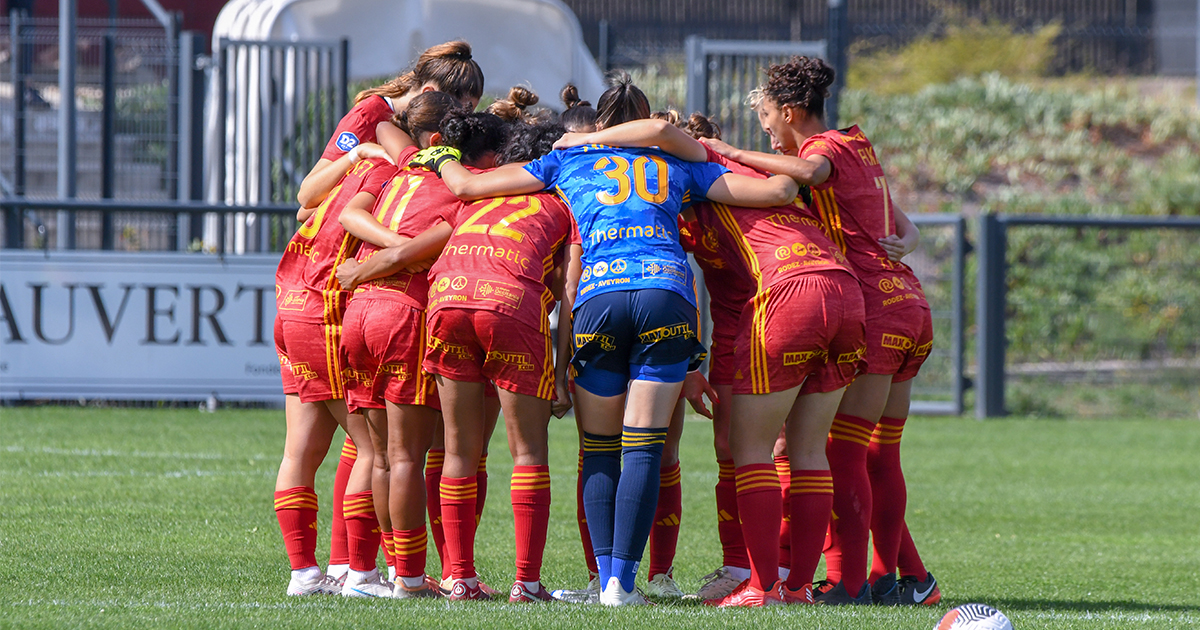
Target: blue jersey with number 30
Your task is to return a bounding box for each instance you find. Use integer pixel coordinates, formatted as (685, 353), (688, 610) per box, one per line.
(525, 145), (728, 308)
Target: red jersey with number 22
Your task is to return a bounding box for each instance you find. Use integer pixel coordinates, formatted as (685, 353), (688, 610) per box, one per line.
(799, 125), (927, 315)
(275, 157), (394, 323)
(354, 155), (461, 309)
(427, 191), (573, 334)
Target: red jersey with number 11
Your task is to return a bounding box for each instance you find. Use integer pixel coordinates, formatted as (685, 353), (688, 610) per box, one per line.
(427, 191), (573, 334)
(275, 157), (394, 323)
(799, 125), (927, 315)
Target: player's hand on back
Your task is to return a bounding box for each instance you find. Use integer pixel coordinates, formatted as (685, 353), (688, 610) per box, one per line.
(878, 233), (916, 262)
(408, 146), (462, 176)
(335, 259), (361, 290)
(698, 137), (737, 159)
(552, 132), (589, 151)
(352, 142), (396, 165)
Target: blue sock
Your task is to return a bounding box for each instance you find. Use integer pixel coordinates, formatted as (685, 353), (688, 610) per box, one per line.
(611, 425), (668, 593)
(581, 432), (621, 586)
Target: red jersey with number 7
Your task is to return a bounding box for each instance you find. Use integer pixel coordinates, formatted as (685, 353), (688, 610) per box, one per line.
(799, 125), (928, 315)
(275, 157), (395, 324)
(353, 158), (462, 310)
(427, 191), (573, 334)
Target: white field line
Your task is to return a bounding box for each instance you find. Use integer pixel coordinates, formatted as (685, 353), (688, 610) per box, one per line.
(3, 445), (273, 461)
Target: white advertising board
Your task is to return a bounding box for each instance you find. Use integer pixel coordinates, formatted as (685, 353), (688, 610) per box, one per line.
(0, 251), (284, 401)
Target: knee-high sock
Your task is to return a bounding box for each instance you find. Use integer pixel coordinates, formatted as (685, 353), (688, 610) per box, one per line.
(827, 413), (875, 592)
(735, 463), (782, 591)
(715, 459), (749, 570)
(611, 426), (668, 593)
(511, 465), (552, 582)
(581, 432), (621, 585)
(867, 415), (907, 579)
(576, 449), (599, 576)
(823, 509), (842, 583)
(895, 521), (928, 580)
(424, 449), (448, 580)
(343, 490), (381, 573)
(393, 527), (428, 579)
(775, 454), (792, 570)
(381, 530), (395, 571)
(787, 470), (834, 590)
(475, 454), (488, 525)
(439, 475), (478, 580)
(328, 437), (355, 569)
(647, 461), (682, 578)
(274, 486), (319, 570)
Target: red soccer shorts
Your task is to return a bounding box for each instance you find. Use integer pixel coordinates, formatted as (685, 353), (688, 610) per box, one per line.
(274, 315), (298, 395)
(732, 271), (865, 395)
(340, 296), (439, 413)
(862, 302), (933, 382)
(423, 308), (555, 400)
(279, 319), (345, 403)
(707, 332), (737, 387)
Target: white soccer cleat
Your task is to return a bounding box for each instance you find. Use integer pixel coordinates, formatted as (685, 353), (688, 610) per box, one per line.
(686, 566), (745, 601)
(286, 571), (341, 596)
(341, 569), (393, 598)
(550, 572), (601, 604)
(599, 576), (652, 606)
(643, 567), (685, 598)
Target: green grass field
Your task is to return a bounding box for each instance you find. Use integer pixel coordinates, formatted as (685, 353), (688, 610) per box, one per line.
(1, 407), (1197, 628)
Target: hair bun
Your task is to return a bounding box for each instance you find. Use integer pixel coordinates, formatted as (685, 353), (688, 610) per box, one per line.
(508, 86), (538, 109)
(561, 84), (592, 109)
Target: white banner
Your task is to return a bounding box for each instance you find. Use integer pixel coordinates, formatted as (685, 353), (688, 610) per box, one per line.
(0, 251), (284, 401)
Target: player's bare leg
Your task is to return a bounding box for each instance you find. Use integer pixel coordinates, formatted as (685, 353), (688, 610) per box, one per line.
(386, 400), (440, 597)
(645, 400), (686, 597)
(322, 399), (386, 596)
(498, 388), (555, 601)
(363, 408), (393, 580)
(782, 388), (844, 602)
(692, 383), (749, 600)
(437, 377), (488, 599)
(275, 395), (339, 595)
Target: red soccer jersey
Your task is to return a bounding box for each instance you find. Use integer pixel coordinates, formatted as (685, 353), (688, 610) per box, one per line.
(677, 216), (752, 341)
(275, 157), (396, 323)
(696, 149), (852, 293)
(354, 161), (462, 310)
(799, 125), (928, 314)
(427, 191), (574, 333)
(320, 95), (396, 161)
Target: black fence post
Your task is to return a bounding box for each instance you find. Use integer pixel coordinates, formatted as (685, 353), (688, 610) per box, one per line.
(101, 11), (116, 250)
(976, 214), (1008, 418)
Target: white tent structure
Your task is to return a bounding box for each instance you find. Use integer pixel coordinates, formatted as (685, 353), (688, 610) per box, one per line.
(205, 0), (606, 252)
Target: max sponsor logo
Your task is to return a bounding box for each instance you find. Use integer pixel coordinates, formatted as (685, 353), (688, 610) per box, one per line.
(638, 322), (693, 344)
(783, 349), (828, 366)
(574, 332), (616, 351)
(881, 333), (914, 351)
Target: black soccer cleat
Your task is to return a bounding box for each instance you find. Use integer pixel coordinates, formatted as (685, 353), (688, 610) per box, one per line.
(870, 573), (901, 605)
(897, 571), (941, 606)
(814, 580), (871, 606)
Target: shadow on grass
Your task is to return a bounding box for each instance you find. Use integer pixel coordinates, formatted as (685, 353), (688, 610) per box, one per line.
(972, 598), (1200, 614)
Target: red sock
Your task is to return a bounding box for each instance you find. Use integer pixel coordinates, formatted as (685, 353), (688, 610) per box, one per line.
(393, 527), (428, 578)
(381, 530), (395, 572)
(440, 475), (478, 579)
(823, 509), (842, 583)
(425, 449), (447, 579)
(511, 465), (551, 582)
(867, 415), (907, 579)
(788, 470), (834, 590)
(827, 413), (875, 592)
(775, 455), (792, 570)
(735, 463), (782, 591)
(576, 449), (598, 575)
(475, 454), (488, 525)
(343, 490), (381, 572)
(648, 461), (682, 578)
(715, 459), (749, 569)
(896, 521), (928, 580)
(274, 486), (319, 570)
(328, 437), (355, 567)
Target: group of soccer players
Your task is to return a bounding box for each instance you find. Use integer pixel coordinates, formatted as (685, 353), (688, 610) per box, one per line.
(271, 40), (943, 608)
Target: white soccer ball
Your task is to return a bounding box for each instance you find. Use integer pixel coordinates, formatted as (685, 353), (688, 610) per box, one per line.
(934, 603), (1013, 630)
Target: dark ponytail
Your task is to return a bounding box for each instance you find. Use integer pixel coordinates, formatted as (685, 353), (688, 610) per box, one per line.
(439, 111), (509, 164)
(594, 71), (651, 130)
(763, 56), (836, 119)
(498, 121), (566, 165)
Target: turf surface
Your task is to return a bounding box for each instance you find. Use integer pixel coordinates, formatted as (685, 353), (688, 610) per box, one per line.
(1, 407), (1197, 628)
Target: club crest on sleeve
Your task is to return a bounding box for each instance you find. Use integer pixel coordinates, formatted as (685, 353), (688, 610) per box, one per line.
(335, 131), (360, 152)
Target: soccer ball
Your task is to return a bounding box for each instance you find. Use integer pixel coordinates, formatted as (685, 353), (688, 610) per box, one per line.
(934, 603), (1013, 630)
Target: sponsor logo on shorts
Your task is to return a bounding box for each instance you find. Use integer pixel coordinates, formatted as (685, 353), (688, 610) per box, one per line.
(637, 322), (694, 344)
(592, 261), (609, 278)
(277, 353), (290, 367)
(428, 336), (474, 360)
(880, 333), (915, 351)
(783, 350), (827, 366)
(379, 362), (410, 380)
(642, 259), (687, 285)
(734, 369), (744, 380)
(340, 367), (374, 387)
(610, 258), (627, 274)
(838, 346), (867, 364)
(474, 279), (524, 309)
(575, 332), (617, 351)
(278, 289), (308, 311)
(486, 351), (535, 371)
(290, 362), (319, 380)
(335, 131), (360, 152)
(914, 340), (933, 357)
(451, 275), (468, 290)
